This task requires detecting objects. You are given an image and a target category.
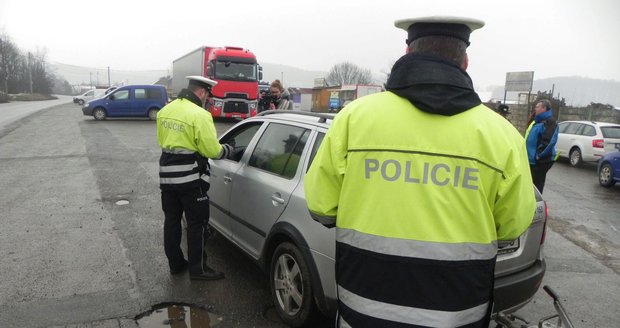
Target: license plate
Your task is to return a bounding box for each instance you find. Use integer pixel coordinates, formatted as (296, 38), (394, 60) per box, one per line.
(498, 239), (520, 255)
(232, 114), (241, 118)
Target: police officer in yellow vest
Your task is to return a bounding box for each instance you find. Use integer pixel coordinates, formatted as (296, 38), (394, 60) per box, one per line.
(304, 16), (536, 328)
(157, 76), (232, 280)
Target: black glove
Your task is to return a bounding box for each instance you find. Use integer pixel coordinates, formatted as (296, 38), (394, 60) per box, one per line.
(217, 143), (234, 160)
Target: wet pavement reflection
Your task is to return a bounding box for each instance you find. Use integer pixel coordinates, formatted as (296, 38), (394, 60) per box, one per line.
(137, 303), (222, 327)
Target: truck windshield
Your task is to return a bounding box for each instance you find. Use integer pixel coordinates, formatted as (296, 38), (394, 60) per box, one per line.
(214, 61), (257, 82)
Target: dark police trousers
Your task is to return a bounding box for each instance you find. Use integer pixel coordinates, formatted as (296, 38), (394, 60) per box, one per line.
(530, 161), (554, 194)
(161, 183), (210, 274)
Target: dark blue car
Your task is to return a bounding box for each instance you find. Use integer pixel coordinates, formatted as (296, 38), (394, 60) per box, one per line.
(597, 147), (620, 187)
(82, 84), (168, 121)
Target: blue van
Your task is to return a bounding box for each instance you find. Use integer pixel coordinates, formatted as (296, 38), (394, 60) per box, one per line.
(82, 84), (168, 120)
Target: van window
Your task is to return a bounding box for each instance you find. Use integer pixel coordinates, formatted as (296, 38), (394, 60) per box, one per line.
(112, 90), (129, 100)
(135, 89), (146, 99)
(146, 88), (163, 99)
(85, 90), (94, 96)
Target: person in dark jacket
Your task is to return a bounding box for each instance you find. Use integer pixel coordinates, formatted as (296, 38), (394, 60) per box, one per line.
(525, 99), (558, 193)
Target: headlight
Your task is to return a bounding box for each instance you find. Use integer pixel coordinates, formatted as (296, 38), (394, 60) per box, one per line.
(214, 101), (224, 108)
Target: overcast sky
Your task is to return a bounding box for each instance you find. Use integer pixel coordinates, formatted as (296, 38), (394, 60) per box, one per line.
(1, 0), (619, 90)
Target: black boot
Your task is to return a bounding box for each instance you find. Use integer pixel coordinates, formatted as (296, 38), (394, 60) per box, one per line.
(190, 266), (225, 281)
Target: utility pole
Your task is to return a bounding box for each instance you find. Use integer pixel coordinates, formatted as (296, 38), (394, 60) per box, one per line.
(28, 52), (33, 94)
(107, 66), (111, 87)
(90, 72), (93, 88)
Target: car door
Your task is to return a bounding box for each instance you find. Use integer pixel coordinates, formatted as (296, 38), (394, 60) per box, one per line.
(132, 87), (148, 116)
(209, 121), (264, 239)
(106, 88), (131, 116)
(229, 122), (311, 259)
(556, 122), (580, 157)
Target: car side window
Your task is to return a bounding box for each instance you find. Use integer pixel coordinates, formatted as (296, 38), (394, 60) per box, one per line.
(563, 123), (581, 135)
(135, 89), (146, 99)
(220, 122), (263, 162)
(249, 123), (310, 179)
(581, 125), (596, 137)
(558, 122), (569, 133)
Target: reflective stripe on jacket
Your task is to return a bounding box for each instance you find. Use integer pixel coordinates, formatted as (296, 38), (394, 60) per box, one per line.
(157, 97), (222, 190)
(304, 91), (536, 327)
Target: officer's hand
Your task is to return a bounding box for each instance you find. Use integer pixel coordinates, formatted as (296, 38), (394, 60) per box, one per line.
(217, 143), (234, 160)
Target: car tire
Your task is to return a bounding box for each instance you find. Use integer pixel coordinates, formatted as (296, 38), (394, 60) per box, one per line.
(599, 163), (616, 187)
(148, 108), (159, 121)
(78, 99), (84, 106)
(93, 108), (107, 121)
(569, 148), (583, 167)
(270, 242), (317, 327)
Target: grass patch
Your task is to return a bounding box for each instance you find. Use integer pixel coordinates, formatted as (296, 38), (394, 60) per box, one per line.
(8, 93), (58, 101)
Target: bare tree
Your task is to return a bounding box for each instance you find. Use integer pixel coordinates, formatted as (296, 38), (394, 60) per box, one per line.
(0, 33), (21, 93)
(325, 62), (373, 86)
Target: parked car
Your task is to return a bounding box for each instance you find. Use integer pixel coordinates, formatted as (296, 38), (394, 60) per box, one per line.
(597, 148), (620, 187)
(207, 111), (548, 327)
(82, 84), (168, 121)
(556, 120), (620, 166)
(73, 88), (106, 105)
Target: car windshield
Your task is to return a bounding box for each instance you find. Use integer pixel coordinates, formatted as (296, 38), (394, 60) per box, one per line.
(601, 126), (620, 138)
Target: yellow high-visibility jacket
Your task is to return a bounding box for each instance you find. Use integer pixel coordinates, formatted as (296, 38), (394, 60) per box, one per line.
(304, 91), (536, 327)
(157, 97), (223, 190)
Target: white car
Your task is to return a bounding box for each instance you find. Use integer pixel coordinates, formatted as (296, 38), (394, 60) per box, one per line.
(556, 120), (620, 166)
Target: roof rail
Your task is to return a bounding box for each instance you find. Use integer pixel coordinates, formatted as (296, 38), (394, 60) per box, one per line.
(257, 110), (336, 123)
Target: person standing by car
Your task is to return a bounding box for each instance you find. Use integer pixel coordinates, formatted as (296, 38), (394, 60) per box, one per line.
(525, 99), (559, 193)
(268, 79), (294, 110)
(304, 16), (536, 328)
(156, 76), (232, 281)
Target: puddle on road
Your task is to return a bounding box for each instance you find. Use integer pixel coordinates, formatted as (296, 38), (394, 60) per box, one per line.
(136, 303), (222, 327)
(115, 199), (129, 205)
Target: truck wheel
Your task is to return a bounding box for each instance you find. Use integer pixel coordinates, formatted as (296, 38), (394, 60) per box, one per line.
(93, 108), (107, 121)
(270, 242), (317, 327)
(148, 108), (159, 121)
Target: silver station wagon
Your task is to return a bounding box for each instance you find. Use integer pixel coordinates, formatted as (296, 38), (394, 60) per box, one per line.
(208, 111), (548, 327)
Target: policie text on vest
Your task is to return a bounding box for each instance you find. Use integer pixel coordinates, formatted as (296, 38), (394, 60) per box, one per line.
(365, 159), (479, 190)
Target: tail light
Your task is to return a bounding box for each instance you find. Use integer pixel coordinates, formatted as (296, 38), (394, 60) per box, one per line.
(540, 201), (549, 244)
(592, 139), (604, 148)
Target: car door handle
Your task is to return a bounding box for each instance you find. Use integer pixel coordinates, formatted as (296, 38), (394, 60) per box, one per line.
(271, 193), (284, 205)
(223, 175), (232, 183)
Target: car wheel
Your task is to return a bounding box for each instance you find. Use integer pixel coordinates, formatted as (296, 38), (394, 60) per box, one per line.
(148, 108), (159, 121)
(569, 148), (583, 166)
(270, 242), (317, 327)
(93, 108), (107, 121)
(78, 99), (84, 106)
(599, 163), (616, 187)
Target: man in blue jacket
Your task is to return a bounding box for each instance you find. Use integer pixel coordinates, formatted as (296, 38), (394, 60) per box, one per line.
(525, 99), (559, 193)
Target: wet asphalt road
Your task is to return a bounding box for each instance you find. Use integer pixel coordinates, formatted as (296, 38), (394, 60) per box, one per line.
(0, 100), (618, 327)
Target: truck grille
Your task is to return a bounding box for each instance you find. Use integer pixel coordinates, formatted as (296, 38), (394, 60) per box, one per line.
(223, 101), (249, 114)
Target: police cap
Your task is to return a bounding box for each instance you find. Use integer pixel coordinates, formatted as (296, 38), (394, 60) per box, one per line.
(394, 16), (485, 46)
(186, 75), (217, 90)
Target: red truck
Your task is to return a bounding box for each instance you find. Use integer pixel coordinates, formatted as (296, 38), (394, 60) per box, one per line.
(172, 46), (262, 118)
